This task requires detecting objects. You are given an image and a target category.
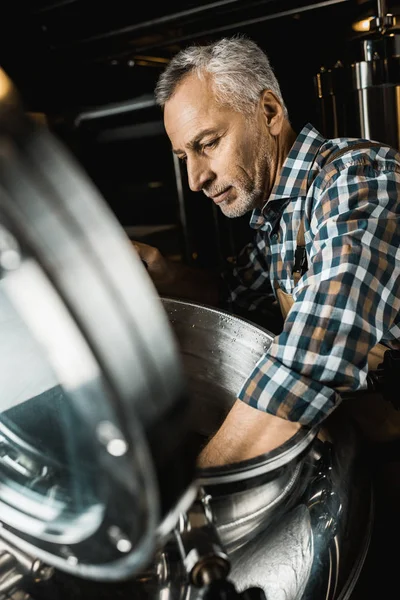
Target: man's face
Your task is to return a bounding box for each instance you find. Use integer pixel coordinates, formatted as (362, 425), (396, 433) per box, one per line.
(164, 73), (273, 218)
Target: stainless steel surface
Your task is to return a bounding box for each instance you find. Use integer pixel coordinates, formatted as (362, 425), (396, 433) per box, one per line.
(206, 461), (307, 552)
(174, 492), (229, 587)
(377, 0), (387, 18)
(229, 415), (373, 600)
(229, 504), (313, 600)
(127, 415), (371, 600)
(0, 538), (53, 599)
(161, 297), (273, 438)
(157, 415), (372, 600)
(315, 32), (400, 150)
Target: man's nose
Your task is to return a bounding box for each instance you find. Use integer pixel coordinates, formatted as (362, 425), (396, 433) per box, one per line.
(187, 156), (213, 193)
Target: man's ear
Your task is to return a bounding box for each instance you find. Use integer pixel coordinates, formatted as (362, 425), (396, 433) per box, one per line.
(260, 90), (284, 136)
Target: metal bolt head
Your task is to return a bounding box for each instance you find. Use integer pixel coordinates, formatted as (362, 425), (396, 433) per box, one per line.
(107, 526), (132, 553)
(96, 421), (128, 457)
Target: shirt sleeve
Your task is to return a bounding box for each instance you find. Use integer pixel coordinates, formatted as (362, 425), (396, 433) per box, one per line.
(238, 160), (400, 427)
(219, 232), (282, 329)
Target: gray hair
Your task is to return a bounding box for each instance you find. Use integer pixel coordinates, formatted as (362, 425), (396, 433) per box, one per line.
(154, 35), (289, 119)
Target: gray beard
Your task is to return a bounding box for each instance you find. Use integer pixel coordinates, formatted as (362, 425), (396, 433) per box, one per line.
(215, 136), (271, 218)
(218, 190), (259, 218)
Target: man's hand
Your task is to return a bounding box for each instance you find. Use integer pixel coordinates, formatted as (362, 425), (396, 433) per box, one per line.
(132, 240), (179, 290)
(197, 399), (301, 468)
(131, 240), (219, 305)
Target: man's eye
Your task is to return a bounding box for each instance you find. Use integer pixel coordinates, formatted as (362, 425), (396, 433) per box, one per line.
(178, 155), (187, 163)
(204, 139), (217, 150)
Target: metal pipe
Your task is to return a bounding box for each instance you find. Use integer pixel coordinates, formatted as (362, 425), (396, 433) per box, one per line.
(0, 571), (23, 594)
(55, 0), (243, 47)
(96, 120), (164, 142)
(51, 0), (347, 54)
(0, 553), (14, 570)
(172, 152), (192, 265)
(74, 94), (156, 127)
(377, 0), (387, 20)
(134, 0), (351, 54)
(32, 0), (78, 13)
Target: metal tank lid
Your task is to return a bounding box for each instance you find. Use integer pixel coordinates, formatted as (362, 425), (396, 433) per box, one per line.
(0, 69), (197, 582)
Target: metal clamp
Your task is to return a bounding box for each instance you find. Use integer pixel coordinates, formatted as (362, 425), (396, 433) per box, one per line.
(0, 536), (53, 600)
(174, 488), (230, 588)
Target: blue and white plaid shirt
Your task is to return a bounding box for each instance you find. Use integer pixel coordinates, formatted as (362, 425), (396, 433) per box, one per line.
(222, 123), (400, 427)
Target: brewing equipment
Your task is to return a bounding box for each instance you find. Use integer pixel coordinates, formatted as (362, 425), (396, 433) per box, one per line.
(315, 0), (400, 149)
(0, 296), (374, 600)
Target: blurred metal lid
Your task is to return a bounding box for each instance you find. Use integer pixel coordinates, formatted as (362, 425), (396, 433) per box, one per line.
(0, 69), (197, 581)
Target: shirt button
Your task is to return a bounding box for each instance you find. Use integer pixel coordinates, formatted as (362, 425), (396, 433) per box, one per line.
(271, 233), (278, 241)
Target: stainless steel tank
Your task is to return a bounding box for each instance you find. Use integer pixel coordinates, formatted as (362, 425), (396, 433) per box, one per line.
(159, 299), (374, 600)
(315, 16), (400, 149)
(26, 299), (374, 600)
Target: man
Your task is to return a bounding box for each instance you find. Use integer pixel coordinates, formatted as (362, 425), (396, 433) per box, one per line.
(133, 35), (400, 467)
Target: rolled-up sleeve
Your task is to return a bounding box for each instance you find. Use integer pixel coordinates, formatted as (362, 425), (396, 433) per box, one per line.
(238, 161), (400, 426)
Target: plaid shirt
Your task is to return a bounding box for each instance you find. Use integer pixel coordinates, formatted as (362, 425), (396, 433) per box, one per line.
(222, 123), (400, 427)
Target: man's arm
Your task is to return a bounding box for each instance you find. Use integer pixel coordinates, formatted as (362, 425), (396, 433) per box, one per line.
(197, 399), (301, 467)
(200, 156), (400, 468)
(239, 161), (400, 428)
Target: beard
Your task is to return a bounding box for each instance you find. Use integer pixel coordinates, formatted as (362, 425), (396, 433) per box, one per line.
(218, 144), (271, 219)
(218, 185), (260, 218)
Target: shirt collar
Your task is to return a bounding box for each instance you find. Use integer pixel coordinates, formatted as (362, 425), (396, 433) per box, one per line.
(249, 123), (326, 229)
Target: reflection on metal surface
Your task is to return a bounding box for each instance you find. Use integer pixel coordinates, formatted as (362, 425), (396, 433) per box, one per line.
(223, 429), (370, 600)
(107, 527), (133, 554)
(229, 504), (313, 600)
(0, 225), (21, 273)
(160, 297), (274, 442)
(96, 421), (128, 457)
(3, 260), (100, 390)
(0, 536), (54, 599)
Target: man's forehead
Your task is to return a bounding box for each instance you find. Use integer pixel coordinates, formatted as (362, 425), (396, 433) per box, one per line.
(171, 71), (214, 104)
(165, 75), (213, 120)
(164, 74), (220, 143)
(165, 109), (209, 145)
